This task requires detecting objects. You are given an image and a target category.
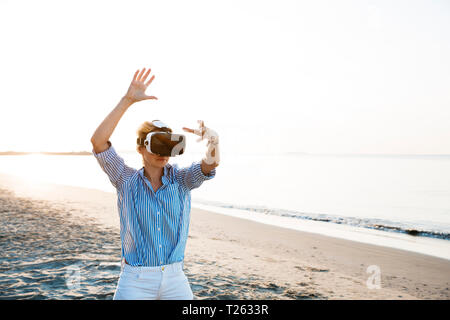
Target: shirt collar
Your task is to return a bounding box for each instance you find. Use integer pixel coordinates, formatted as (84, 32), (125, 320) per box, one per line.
(138, 165), (169, 186)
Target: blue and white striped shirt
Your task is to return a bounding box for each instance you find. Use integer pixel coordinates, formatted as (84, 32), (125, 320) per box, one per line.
(92, 141), (216, 267)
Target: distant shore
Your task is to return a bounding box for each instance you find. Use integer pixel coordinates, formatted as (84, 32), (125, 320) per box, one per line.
(1, 151), (450, 157)
(0, 151), (91, 156)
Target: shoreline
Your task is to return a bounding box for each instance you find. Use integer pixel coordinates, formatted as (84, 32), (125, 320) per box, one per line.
(0, 174), (449, 299)
(188, 207), (450, 299)
(192, 203), (450, 261)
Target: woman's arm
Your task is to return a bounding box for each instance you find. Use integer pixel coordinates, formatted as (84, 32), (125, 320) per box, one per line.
(91, 97), (133, 153)
(90, 68), (157, 153)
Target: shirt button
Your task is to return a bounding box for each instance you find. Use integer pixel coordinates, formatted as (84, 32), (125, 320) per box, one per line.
(159, 244), (162, 248)
(157, 212), (160, 215)
(158, 227), (161, 231)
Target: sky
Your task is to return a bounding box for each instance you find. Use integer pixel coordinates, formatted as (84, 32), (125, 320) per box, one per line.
(0, 0), (449, 154)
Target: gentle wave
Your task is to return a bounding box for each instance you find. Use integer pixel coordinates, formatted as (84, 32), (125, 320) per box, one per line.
(193, 200), (450, 241)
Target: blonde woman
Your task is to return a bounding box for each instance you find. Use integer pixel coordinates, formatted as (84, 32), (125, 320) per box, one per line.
(90, 67), (220, 300)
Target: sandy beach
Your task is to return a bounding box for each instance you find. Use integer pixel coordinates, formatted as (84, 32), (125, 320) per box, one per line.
(0, 173), (449, 300)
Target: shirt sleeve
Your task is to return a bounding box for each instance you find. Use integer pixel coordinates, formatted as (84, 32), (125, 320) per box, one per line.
(173, 160), (216, 191)
(92, 141), (136, 190)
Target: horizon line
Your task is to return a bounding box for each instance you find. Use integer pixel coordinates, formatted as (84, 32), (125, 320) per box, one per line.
(1, 150), (450, 157)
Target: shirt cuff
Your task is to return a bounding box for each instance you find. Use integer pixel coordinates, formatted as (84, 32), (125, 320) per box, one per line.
(92, 141), (116, 163)
(193, 160), (216, 180)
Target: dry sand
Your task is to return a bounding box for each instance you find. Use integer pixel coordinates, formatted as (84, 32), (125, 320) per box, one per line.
(0, 173), (449, 299)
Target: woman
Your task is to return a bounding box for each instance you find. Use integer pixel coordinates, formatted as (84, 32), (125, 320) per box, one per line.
(90, 67), (220, 300)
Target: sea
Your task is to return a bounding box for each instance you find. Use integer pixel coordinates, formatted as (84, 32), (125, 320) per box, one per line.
(0, 151), (449, 260)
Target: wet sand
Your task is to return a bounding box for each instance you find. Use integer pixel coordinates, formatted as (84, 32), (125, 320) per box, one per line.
(0, 188), (120, 299)
(0, 173), (449, 299)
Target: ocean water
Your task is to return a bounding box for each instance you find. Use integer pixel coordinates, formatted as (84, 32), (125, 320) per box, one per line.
(0, 151), (449, 259)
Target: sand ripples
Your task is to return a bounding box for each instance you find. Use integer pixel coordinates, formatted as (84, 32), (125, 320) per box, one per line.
(0, 188), (121, 300)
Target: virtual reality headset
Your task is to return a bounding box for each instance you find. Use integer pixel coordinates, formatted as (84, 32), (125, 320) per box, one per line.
(136, 120), (186, 157)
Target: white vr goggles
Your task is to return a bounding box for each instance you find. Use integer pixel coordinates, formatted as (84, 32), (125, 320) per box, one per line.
(136, 120), (186, 157)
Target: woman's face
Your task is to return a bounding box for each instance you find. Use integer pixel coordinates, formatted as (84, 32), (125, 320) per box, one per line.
(139, 146), (169, 168)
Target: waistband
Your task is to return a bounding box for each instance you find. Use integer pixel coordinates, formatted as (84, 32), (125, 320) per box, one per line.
(122, 260), (184, 274)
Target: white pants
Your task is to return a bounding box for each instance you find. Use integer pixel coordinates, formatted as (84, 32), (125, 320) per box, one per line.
(113, 261), (194, 300)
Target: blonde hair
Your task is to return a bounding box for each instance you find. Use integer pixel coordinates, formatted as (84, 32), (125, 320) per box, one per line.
(136, 120), (172, 152)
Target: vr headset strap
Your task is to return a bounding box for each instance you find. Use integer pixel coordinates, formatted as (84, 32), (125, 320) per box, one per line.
(137, 137), (145, 146)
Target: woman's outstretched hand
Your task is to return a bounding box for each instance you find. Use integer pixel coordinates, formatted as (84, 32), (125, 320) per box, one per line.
(124, 68), (158, 103)
(183, 120), (220, 171)
(183, 120), (206, 142)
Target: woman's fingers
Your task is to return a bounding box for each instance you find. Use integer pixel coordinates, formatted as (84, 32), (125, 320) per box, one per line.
(184, 120), (205, 134)
(145, 75), (155, 87)
(133, 67), (155, 85)
(133, 70), (139, 81)
(136, 68), (146, 81)
(141, 68), (151, 82)
(197, 120), (205, 138)
(144, 95), (158, 100)
(182, 127), (195, 133)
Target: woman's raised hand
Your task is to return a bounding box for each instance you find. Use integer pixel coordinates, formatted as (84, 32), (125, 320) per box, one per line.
(124, 68), (158, 103)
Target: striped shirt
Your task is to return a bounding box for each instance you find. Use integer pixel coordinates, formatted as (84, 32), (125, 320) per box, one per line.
(92, 141), (216, 267)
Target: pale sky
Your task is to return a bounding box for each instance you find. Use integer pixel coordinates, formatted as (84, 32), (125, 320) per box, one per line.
(0, 0), (449, 154)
